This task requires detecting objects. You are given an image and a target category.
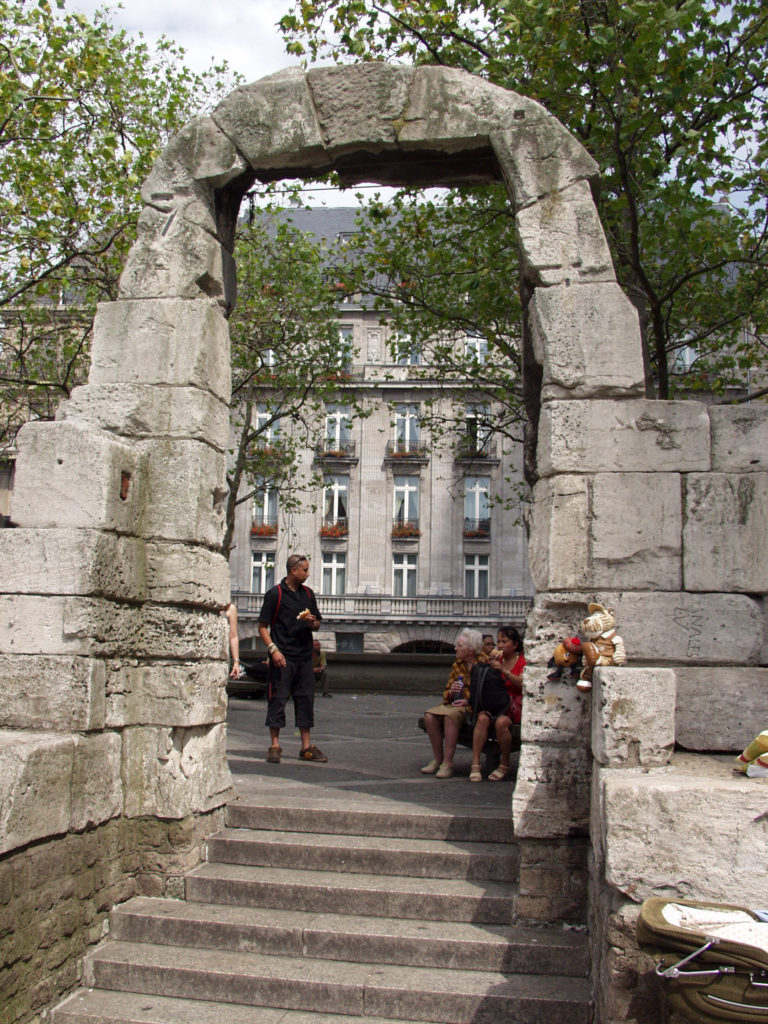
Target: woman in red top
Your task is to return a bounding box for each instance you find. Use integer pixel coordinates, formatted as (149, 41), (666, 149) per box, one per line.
(468, 625), (525, 782)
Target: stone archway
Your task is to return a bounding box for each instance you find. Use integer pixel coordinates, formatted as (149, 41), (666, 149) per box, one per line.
(7, 65), (767, 965)
(1, 60), (645, 875)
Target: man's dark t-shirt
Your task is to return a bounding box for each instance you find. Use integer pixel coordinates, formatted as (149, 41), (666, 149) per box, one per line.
(258, 579), (321, 659)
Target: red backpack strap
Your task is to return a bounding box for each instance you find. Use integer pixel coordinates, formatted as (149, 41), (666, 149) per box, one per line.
(271, 583), (282, 627)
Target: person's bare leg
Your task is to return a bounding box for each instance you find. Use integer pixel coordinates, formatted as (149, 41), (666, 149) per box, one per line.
(424, 712), (444, 763)
(443, 717), (460, 767)
(494, 715), (513, 766)
(472, 713), (490, 764)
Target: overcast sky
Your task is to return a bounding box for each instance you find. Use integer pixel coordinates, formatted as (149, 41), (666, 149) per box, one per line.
(73, 0), (297, 82)
(71, 0), (393, 205)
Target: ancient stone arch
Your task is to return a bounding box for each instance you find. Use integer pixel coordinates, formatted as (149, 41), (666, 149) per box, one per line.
(3, 64), (768, 1021)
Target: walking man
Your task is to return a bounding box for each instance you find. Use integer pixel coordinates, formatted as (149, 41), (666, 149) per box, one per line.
(258, 554), (328, 764)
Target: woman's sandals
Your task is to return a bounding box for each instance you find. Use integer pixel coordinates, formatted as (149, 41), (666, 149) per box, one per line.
(469, 763), (482, 783)
(489, 763), (511, 781)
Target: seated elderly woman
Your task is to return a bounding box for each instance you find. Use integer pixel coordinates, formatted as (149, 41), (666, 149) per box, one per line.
(420, 628), (487, 780)
(466, 625), (525, 782)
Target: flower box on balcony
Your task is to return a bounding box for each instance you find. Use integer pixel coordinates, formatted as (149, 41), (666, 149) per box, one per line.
(392, 524), (421, 539)
(320, 522), (349, 539)
(250, 523), (277, 537)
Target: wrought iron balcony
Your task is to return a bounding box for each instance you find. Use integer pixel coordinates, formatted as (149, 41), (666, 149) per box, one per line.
(250, 516), (278, 537)
(315, 439), (357, 459)
(463, 517), (491, 538)
(455, 439), (498, 460)
(385, 440), (429, 459)
(391, 518), (421, 539)
(320, 517), (349, 539)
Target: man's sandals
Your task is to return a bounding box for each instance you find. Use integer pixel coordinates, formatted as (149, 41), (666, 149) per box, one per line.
(299, 744), (328, 762)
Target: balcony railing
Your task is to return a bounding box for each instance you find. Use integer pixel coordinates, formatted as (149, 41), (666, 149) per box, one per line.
(391, 518), (421, 538)
(385, 440), (429, 459)
(463, 517), (491, 538)
(233, 591), (533, 623)
(320, 517), (349, 539)
(455, 439), (497, 460)
(250, 517), (278, 537)
(316, 439), (356, 459)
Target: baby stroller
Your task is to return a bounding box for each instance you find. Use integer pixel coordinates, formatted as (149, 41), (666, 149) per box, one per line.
(637, 897), (768, 1022)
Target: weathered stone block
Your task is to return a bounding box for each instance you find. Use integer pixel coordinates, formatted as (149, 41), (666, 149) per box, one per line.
(592, 667), (675, 767)
(141, 115), (248, 208)
(138, 439), (226, 547)
(89, 299), (231, 402)
(512, 742), (592, 839)
(0, 529), (146, 602)
(537, 399), (711, 477)
(491, 121), (599, 211)
(121, 723), (234, 819)
(60, 383), (230, 453)
(517, 182), (615, 287)
(710, 405), (768, 472)
(527, 591), (763, 666)
(0, 596), (227, 660)
(309, 63), (414, 154)
(212, 68), (328, 172)
(106, 660), (226, 728)
(521, 666), (591, 744)
(117, 206), (235, 309)
(528, 475), (589, 591)
(528, 474), (682, 591)
(145, 541), (230, 607)
(590, 473), (682, 590)
(529, 281), (645, 399)
(0, 731), (121, 854)
(0, 655), (106, 731)
(683, 473), (768, 593)
(675, 667), (767, 752)
(595, 758), (768, 907)
(70, 733), (122, 831)
(11, 422), (145, 534)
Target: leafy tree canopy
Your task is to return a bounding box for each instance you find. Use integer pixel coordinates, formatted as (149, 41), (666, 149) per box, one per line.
(280, 0), (768, 400)
(0, 0), (234, 445)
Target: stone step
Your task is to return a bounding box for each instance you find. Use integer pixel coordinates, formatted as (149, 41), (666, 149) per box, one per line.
(185, 861), (515, 924)
(82, 940), (590, 1024)
(207, 827), (518, 881)
(226, 799), (515, 843)
(54, 989), (401, 1024)
(110, 897), (588, 976)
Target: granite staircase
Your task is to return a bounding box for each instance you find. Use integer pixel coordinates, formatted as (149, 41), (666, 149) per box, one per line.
(54, 797), (590, 1024)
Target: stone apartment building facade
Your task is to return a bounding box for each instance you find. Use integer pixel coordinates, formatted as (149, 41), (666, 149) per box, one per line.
(227, 207), (533, 652)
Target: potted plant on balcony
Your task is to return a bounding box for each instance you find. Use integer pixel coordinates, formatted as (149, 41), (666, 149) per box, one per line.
(320, 521), (348, 538)
(392, 522), (420, 538)
(250, 522), (277, 537)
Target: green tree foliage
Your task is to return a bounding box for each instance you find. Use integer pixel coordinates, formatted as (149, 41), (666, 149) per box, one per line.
(280, 0), (768, 400)
(0, 0), (233, 446)
(224, 204), (366, 555)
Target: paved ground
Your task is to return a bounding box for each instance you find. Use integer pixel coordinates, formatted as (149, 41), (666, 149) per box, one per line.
(226, 692), (516, 816)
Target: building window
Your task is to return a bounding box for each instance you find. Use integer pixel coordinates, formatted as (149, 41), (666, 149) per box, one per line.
(251, 551), (275, 594)
(252, 485), (278, 536)
(322, 474), (349, 537)
(325, 404), (352, 447)
(393, 334), (421, 366)
(322, 551), (346, 595)
(254, 403), (281, 447)
(464, 333), (488, 364)
(393, 474), (419, 525)
(464, 476), (490, 536)
(336, 632), (364, 653)
(392, 403), (420, 455)
(337, 325), (354, 369)
(393, 553), (417, 597)
(465, 554), (489, 598)
(464, 403), (492, 455)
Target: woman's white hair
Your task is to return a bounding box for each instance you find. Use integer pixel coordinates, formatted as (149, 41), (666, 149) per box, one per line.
(456, 627), (484, 653)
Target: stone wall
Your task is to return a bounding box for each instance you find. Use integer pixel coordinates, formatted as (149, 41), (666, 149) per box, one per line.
(0, 810), (223, 1024)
